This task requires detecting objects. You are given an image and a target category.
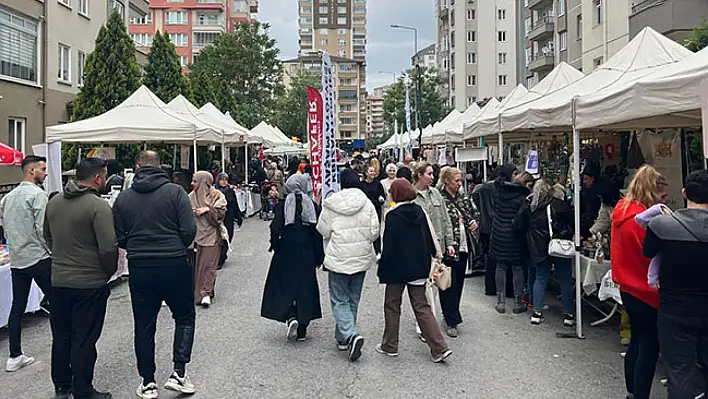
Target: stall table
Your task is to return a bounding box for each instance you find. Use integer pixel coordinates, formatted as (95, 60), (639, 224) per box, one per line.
(576, 254), (620, 327)
(0, 265), (45, 328)
(235, 187), (261, 218)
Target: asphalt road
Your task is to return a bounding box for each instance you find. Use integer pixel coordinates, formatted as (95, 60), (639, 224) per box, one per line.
(0, 217), (668, 399)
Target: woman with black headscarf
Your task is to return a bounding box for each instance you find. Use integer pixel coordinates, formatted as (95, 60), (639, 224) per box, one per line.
(216, 173), (242, 267)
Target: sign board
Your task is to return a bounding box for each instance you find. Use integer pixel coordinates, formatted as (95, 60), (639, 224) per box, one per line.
(455, 147), (488, 163)
(307, 86), (323, 195)
(321, 53), (339, 200)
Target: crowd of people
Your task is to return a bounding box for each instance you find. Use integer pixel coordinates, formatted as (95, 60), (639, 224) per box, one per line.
(1, 147), (707, 399)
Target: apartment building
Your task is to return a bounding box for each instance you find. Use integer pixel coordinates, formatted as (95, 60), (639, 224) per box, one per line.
(411, 43), (437, 68)
(372, 84), (391, 98)
(629, 0), (708, 42)
(524, 0), (582, 87)
(282, 55), (365, 142)
(436, 0), (518, 111)
(366, 94), (384, 138)
(580, 0), (629, 73)
(297, 0), (367, 140)
(129, 0), (259, 70)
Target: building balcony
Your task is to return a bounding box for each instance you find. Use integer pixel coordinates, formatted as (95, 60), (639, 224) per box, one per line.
(528, 17), (555, 41)
(183, 0), (225, 10)
(527, 0), (552, 10)
(629, 0), (708, 41)
(528, 54), (555, 73)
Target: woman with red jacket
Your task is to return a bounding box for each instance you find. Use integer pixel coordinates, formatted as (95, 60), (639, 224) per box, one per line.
(611, 165), (668, 399)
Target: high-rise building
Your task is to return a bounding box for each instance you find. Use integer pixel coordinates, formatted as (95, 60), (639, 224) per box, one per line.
(282, 54), (365, 141)
(129, 0), (259, 70)
(436, 0), (519, 111)
(579, 0), (629, 73)
(629, 0), (707, 42)
(298, 0), (367, 142)
(411, 43), (437, 68)
(366, 95), (384, 138)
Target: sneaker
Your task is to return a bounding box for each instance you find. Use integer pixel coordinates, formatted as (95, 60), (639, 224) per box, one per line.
(200, 296), (211, 307)
(336, 341), (348, 351)
(530, 312), (545, 325)
(54, 388), (71, 399)
(695, 393), (705, 399)
(135, 382), (158, 399)
(418, 332), (427, 343)
(286, 318), (299, 341)
(431, 349), (453, 363)
(446, 326), (459, 338)
(620, 352), (627, 358)
(6, 354), (35, 372)
(164, 372), (195, 395)
(563, 314), (576, 327)
(375, 343), (399, 357)
(348, 335), (364, 362)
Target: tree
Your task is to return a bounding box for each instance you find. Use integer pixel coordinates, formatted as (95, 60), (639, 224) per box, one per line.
(685, 21), (708, 52)
(382, 67), (450, 134)
(189, 22), (284, 129)
(188, 71), (217, 108)
(72, 9), (142, 121)
(143, 31), (192, 103)
(273, 71), (322, 141)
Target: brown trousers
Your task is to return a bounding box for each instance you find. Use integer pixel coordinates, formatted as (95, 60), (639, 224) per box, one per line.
(194, 243), (221, 303)
(382, 284), (449, 357)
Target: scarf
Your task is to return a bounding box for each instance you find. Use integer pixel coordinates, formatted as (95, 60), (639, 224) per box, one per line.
(284, 174), (317, 226)
(190, 171), (215, 208)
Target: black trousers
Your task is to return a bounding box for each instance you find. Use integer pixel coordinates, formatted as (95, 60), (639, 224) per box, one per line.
(480, 234), (496, 294)
(659, 312), (708, 399)
(50, 286), (110, 399)
(128, 259), (196, 384)
(9, 258), (52, 358)
(621, 291), (659, 399)
(219, 218), (235, 266)
(439, 252), (468, 327)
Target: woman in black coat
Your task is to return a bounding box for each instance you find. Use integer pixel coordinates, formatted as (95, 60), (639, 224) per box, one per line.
(261, 174), (324, 341)
(217, 173), (242, 267)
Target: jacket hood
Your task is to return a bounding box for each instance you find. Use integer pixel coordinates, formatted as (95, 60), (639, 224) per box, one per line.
(131, 166), (171, 193)
(612, 199), (646, 228)
(390, 203), (427, 227)
(652, 208), (708, 242)
(63, 180), (99, 199)
(323, 188), (369, 216)
(495, 181), (529, 201)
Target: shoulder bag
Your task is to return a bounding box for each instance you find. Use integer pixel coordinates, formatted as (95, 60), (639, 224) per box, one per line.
(422, 209), (452, 291)
(547, 205), (575, 258)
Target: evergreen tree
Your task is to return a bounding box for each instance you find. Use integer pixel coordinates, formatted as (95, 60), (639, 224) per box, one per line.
(143, 31), (192, 103)
(685, 21), (708, 52)
(273, 71), (322, 141)
(72, 9), (142, 121)
(382, 67), (450, 132)
(188, 71), (217, 108)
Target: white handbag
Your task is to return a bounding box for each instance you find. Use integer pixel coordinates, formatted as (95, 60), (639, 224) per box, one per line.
(546, 205), (575, 258)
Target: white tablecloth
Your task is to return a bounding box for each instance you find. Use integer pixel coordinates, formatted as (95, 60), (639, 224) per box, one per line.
(0, 265), (45, 328)
(578, 254), (611, 296)
(235, 189), (261, 217)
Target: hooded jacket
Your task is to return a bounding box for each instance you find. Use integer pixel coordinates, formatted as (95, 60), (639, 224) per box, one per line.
(44, 181), (118, 289)
(317, 188), (379, 275)
(611, 199), (658, 309)
(489, 181), (530, 265)
(113, 166), (197, 261)
(378, 203), (436, 284)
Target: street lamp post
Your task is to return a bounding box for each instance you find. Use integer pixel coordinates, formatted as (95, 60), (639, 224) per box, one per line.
(390, 24), (423, 157)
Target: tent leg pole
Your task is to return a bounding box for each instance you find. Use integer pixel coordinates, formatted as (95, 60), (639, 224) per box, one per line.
(498, 132), (504, 165)
(572, 122), (584, 339)
(172, 144), (177, 170)
(245, 145), (249, 185)
(221, 142), (226, 173)
(483, 148), (488, 181)
(193, 139), (198, 173)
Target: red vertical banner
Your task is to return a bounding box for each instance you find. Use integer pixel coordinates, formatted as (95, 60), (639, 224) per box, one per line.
(307, 86), (324, 195)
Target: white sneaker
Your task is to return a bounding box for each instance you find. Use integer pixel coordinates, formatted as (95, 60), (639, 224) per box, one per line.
(6, 354), (35, 372)
(136, 382), (159, 399)
(200, 296), (211, 307)
(431, 349), (453, 363)
(164, 372), (195, 395)
(286, 318), (299, 341)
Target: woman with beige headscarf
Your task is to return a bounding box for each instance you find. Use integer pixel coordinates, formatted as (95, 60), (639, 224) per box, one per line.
(189, 171), (227, 307)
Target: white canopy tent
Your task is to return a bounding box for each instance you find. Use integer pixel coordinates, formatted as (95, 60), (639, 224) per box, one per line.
(248, 121), (293, 148)
(421, 109), (461, 145)
(463, 84), (528, 140)
(499, 28), (692, 135)
(377, 123), (432, 150)
(198, 102), (258, 144)
(574, 44), (708, 131)
(270, 125), (298, 147)
(432, 104), (482, 145)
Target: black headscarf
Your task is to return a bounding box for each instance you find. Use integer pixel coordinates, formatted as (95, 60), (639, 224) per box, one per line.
(340, 168), (361, 190)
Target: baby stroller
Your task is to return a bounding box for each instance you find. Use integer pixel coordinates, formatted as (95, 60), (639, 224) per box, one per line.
(259, 181), (276, 220)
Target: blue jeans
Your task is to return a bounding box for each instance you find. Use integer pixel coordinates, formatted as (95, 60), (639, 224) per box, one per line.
(529, 257), (574, 314)
(328, 271), (366, 343)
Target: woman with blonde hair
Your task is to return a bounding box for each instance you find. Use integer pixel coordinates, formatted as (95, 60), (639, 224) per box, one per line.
(189, 171), (227, 307)
(611, 164), (668, 399)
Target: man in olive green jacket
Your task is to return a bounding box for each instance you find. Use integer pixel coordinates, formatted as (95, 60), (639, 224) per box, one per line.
(44, 158), (117, 399)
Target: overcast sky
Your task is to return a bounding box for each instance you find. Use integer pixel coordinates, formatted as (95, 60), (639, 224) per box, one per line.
(259, 0), (436, 91)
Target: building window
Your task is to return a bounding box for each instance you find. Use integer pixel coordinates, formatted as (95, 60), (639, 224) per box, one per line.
(467, 97), (476, 106)
(110, 0), (125, 18)
(498, 52), (507, 64)
(338, 38), (346, 46)
(300, 17), (312, 24)
(467, 9), (475, 20)
(525, 17), (531, 36)
(594, 0), (602, 24)
(8, 118), (25, 154)
(197, 13), (220, 26)
(319, 17), (328, 24)
(130, 13), (153, 25)
(180, 56), (188, 68)
(77, 50), (85, 86)
(337, 28), (346, 34)
(577, 14), (583, 39)
(353, 7), (365, 14)
(58, 0), (71, 7)
(165, 11), (188, 25)
(299, 6), (311, 14)
(498, 31), (507, 42)
(593, 57), (603, 68)
(78, 0), (89, 16)
(337, 49), (346, 56)
(169, 33), (188, 47)
(467, 75), (476, 86)
(319, 28), (328, 35)
(467, 30), (476, 42)
(467, 52), (476, 64)
(319, 6), (328, 13)
(498, 9), (506, 20)
(335, 16), (345, 24)
(559, 31), (567, 50)
(557, 0), (565, 15)
(58, 44), (71, 83)
(0, 8), (39, 84)
(337, 6), (346, 13)
(498, 75), (507, 86)
(131, 33), (153, 47)
(525, 47), (532, 66)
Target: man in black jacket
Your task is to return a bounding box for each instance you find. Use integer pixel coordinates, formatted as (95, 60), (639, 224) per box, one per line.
(472, 168), (498, 295)
(113, 151), (197, 399)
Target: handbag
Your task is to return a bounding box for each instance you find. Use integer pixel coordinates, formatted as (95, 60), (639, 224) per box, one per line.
(546, 205), (575, 258)
(422, 209), (452, 291)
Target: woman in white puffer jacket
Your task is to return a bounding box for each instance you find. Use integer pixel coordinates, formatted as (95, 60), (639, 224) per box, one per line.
(317, 168), (379, 362)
